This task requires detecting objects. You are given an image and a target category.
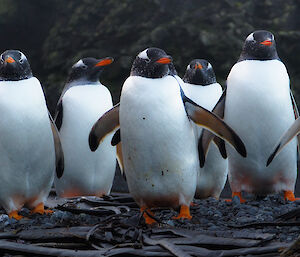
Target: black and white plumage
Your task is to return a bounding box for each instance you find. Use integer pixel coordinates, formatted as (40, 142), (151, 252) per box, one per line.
(182, 59), (228, 199)
(89, 47), (246, 223)
(54, 57), (116, 197)
(213, 30), (297, 201)
(0, 50), (62, 219)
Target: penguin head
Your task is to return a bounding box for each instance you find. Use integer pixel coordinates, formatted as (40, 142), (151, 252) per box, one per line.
(239, 30), (279, 61)
(67, 57), (114, 84)
(183, 59), (217, 86)
(131, 48), (172, 78)
(0, 50), (33, 81)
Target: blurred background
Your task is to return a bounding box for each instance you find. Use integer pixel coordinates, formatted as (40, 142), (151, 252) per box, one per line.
(1, 0), (300, 114)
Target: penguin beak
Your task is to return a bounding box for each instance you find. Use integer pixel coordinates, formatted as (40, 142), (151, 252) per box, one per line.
(94, 57), (114, 67)
(260, 40), (272, 46)
(5, 57), (15, 64)
(194, 63), (203, 70)
(156, 56), (172, 64)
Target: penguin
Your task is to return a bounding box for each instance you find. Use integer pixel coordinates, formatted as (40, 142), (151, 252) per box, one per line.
(182, 59), (228, 199)
(88, 47), (246, 224)
(0, 50), (63, 219)
(200, 30), (298, 202)
(54, 57), (116, 197)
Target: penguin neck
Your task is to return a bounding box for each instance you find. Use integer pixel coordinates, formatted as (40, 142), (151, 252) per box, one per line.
(62, 80), (101, 96)
(0, 73), (33, 82)
(67, 79), (101, 87)
(238, 50), (280, 62)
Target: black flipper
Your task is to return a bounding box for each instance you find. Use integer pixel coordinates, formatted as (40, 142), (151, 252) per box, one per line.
(89, 103), (120, 151)
(198, 89), (227, 167)
(290, 91), (300, 151)
(54, 99), (63, 131)
(267, 92), (300, 166)
(48, 112), (64, 178)
(111, 128), (121, 146)
(181, 87), (246, 168)
(213, 136), (227, 159)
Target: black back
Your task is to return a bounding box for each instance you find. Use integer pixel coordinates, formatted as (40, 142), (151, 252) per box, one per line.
(183, 59), (217, 86)
(131, 48), (172, 78)
(238, 30), (280, 62)
(0, 50), (32, 81)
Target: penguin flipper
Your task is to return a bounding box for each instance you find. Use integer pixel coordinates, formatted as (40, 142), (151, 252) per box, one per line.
(48, 112), (64, 178)
(89, 103), (120, 151)
(267, 117), (300, 166)
(54, 99), (63, 131)
(111, 128), (121, 146)
(290, 91), (299, 119)
(111, 129), (125, 178)
(182, 91), (246, 167)
(290, 91), (300, 153)
(213, 137), (227, 159)
(116, 142), (125, 179)
(198, 90), (227, 166)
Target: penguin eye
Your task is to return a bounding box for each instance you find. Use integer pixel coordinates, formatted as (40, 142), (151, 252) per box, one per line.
(19, 59), (24, 64)
(145, 58), (150, 63)
(82, 65), (88, 70)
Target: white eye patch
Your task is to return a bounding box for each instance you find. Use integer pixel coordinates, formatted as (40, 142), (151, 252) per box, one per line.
(246, 33), (254, 41)
(207, 62), (212, 69)
(187, 64), (191, 70)
(138, 49), (150, 61)
(20, 52), (27, 61)
(73, 59), (87, 69)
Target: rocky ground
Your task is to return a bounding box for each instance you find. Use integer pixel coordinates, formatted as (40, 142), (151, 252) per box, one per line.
(0, 168), (299, 256)
(0, 191), (299, 256)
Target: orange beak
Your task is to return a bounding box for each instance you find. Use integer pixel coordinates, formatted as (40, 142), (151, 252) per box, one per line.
(156, 57), (172, 64)
(194, 63), (203, 70)
(94, 57), (114, 67)
(5, 57), (15, 63)
(260, 40), (272, 46)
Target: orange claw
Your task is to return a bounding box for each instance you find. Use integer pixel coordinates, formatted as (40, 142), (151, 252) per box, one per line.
(173, 205), (192, 220)
(232, 192), (246, 203)
(8, 210), (23, 220)
(284, 191), (300, 201)
(140, 206), (156, 225)
(31, 203), (53, 215)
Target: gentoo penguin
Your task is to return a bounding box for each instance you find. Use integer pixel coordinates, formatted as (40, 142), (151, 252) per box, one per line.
(0, 50), (63, 219)
(54, 57), (116, 197)
(200, 30), (298, 202)
(182, 59), (228, 199)
(89, 47), (246, 224)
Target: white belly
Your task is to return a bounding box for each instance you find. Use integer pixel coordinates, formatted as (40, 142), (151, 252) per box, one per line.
(0, 77), (55, 212)
(120, 76), (197, 208)
(55, 84), (116, 197)
(182, 82), (228, 198)
(225, 60), (297, 194)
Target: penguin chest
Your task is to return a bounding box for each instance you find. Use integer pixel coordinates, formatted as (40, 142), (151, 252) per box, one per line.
(57, 85), (116, 196)
(225, 60), (297, 193)
(182, 83), (228, 198)
(120, 76), (197, 207)
(0, 78), (55, 203)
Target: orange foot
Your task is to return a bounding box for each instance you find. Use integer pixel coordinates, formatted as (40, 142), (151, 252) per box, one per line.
(173, 205), (192, 220)
(31, 203), (53, 215)
(8, 210), (23, 220)
(140, 206), (156, 225)
(232, 192), (246, 203)
(284, 191), (300, 201)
